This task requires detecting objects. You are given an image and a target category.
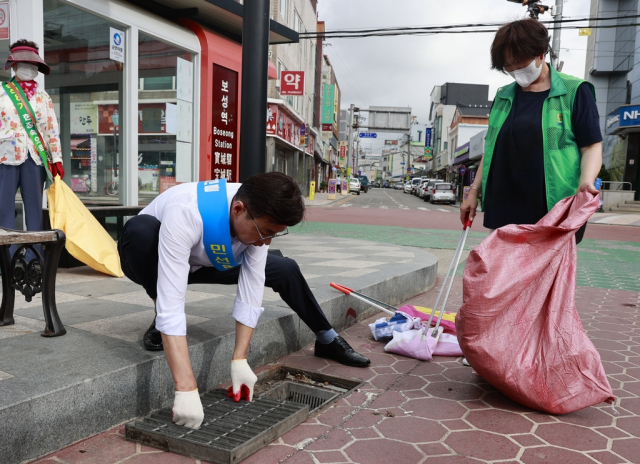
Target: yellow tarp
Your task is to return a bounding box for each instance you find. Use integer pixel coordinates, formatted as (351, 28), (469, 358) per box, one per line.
(47, 176), (123, 277)
(413, 306), (456, 323)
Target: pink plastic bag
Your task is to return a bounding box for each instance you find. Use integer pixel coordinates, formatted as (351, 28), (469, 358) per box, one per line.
(456, 191), (614, 414)
(433, 332), (464, 357)
(384, 326), (438, 361)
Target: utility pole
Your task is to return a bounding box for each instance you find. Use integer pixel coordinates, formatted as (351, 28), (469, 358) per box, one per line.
(239, 0), (270, 180)
(347, 103), (355, 178)
(550, 0), (563, 70)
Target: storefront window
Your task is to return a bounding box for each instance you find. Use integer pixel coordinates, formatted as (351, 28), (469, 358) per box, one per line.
(44, 0), (125, 204)
(138, 33), (193, 201)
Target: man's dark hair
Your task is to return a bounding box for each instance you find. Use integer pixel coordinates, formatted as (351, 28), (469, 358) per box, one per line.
(10, 39), (39, 51)
(235, 172), (305, 226)
(490, 19), (550, 73)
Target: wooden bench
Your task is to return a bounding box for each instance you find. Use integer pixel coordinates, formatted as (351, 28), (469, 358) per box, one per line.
(0, 227), (67, 337)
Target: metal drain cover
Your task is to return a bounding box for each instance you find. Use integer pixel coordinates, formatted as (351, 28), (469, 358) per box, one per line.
(125, 389), (309, 464)
(261, 381), (339, 413)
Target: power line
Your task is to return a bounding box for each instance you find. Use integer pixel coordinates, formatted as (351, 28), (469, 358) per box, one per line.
(300, 14), (640, 40)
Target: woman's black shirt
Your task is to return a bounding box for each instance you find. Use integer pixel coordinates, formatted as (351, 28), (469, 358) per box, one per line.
(484, 82), (602, 230)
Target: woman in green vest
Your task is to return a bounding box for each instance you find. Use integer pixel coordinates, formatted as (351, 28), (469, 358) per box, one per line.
(459, 19), (602, 243)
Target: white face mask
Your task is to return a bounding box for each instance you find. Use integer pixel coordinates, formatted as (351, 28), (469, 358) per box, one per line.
(507, 58), (543, 88)
(15, 62), (39, 81)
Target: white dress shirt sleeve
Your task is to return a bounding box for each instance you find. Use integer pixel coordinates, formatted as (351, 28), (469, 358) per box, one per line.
(232, 244), (269, 328)
(154, 206), (201, 336)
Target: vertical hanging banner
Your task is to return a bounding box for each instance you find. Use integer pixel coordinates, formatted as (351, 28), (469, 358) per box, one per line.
(109, 27), (125, 62)
(321, 85), (334, 131)
(211, 64), (239, 181)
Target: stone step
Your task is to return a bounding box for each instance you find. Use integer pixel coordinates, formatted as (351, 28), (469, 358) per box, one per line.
(0, 236), (439, 464)
(624, 200), (640, 205)
(610, 206), (640, 213)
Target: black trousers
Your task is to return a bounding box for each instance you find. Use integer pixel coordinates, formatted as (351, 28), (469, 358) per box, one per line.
(118, 214), (332, 333)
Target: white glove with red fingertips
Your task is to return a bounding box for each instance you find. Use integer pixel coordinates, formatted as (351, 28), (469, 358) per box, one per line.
(172, 389), (204, 429)
(227, 359), (257, 402)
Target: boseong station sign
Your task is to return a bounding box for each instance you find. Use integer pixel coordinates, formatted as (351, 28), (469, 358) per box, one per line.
(605, 104), (640, 135)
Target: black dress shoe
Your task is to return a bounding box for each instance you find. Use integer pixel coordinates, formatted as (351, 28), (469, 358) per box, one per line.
(143, 319), (164, 351)
(314, 335), (370, 367)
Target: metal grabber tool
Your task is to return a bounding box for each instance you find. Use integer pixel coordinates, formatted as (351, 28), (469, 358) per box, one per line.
(426, 214), (473, 344)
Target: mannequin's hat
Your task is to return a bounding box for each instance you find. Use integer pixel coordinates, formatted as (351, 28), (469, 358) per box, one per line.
(4, 45), (50, 75)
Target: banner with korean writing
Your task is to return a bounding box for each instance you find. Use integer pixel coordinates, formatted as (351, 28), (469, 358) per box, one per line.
(71, 103), (98, 134)
(322, 85), (335, 126)
(211, 64), (238, 181)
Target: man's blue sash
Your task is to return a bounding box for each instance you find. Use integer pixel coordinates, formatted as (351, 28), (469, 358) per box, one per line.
(197, 179), (241, 271)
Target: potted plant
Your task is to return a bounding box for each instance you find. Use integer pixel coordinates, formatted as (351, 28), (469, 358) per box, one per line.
(319, 181), (328, 193)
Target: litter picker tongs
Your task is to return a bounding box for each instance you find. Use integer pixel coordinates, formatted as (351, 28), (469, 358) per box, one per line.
(426, 214), (474, 342)
(330, 282), (397, 316)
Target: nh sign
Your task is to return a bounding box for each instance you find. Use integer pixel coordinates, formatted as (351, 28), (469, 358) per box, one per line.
(624, 110), (640, 121)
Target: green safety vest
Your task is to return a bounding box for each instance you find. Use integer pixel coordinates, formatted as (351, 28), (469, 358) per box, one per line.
(482, 65), (595, 212)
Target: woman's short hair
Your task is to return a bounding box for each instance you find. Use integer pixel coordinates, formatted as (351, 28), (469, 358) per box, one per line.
(491, 19), (550, 72)
(235, 172), (305, 226)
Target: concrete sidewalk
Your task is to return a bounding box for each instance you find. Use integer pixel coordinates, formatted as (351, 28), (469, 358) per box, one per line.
(31, 276), (640, 464)
(304, 192), (352, 207)
(0, 234), (438, 464)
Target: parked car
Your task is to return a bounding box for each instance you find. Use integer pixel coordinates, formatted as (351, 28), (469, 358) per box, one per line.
(357, 175), (369, 193)
(372, 181), (381, 188)
(417, 179), (434, 199)
(429, 182), (456, 204)
(423, 180), (446, 201)
(349, 177), (361, 195)
(382, 182), (391, 188)
(407, 178), (422, 194)
(393, 182), (404, 190)
(403, 181), (412, 193)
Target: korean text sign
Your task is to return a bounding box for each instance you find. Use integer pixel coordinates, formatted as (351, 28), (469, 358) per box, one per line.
(211, 64), (238, 181)
(322, 85), (335, 125)
(280, 71), (305, 96)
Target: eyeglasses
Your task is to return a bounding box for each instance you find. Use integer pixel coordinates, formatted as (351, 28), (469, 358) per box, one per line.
(246, 209), (289, 241)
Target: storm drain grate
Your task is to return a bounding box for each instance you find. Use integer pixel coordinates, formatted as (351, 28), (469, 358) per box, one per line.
(125, 389), (309, 464)
(261, 381), (339, 413)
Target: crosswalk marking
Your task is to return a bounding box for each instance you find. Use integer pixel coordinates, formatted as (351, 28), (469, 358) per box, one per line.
(437, 208), (450, 212)
(362, 205), (370, 208)
(379, 205), (388, 209)
(417, 207), (430, 211)
(401, 207), (409, 210)
(340, 204), (352, 207)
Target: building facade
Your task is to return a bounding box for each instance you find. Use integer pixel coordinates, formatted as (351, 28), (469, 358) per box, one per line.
(267, 0), (318, 196)
(3, 0), (296, 214)
(428, 83), (490, 178)
(585, 0), (640, 196)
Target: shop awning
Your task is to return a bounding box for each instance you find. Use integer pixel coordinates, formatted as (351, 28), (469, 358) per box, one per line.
(268, 59), (277, 80)
(126, 0), (298, 44)
(71, 138), (90, 150)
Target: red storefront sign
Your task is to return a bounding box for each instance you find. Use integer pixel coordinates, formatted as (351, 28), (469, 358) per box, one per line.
(280, 71), (305, 96)
(266, 103), (300, 148)
(211, 64), (239, 181)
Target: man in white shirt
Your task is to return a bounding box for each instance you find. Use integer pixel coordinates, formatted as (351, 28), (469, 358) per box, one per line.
(118, 172), (370, 429)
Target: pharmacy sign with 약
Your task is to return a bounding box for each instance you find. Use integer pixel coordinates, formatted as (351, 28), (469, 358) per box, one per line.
(280, 71), (305, 95)
(109, 27), (125, 62)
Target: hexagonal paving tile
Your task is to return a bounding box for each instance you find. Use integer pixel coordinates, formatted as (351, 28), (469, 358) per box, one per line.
(344, 438), (424, 464)
(536, 423), (608, 451)
(405, 397), (468, 420)
(520, 446), (600, 464)
(465, 409), (533, 434)
(445, 430), (520, 461)
(425, 381), (484, 401)
(376, 416), (447, 443)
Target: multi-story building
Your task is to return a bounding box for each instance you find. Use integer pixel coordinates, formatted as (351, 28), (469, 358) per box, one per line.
(268, 0), (319, 195)
(585, 0), (640, 196)
(320, 55), (341, 173)
(428, 83), (490, 178)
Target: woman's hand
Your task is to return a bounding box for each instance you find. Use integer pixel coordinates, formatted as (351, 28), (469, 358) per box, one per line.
(460, 188), (479, 225)
(577, 181), (599, 195)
